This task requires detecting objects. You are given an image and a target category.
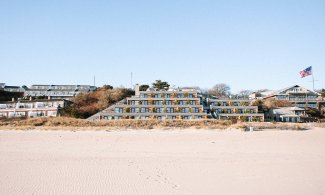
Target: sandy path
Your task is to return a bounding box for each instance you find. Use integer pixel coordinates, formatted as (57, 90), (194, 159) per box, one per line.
(1, 129), (325, 195)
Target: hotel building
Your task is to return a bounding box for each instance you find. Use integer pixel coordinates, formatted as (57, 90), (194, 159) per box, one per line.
(0, 99), (70, 118)
(24, 84), (96, 100)
(208, 98), (264, 122)
(88, 85), (207, 120)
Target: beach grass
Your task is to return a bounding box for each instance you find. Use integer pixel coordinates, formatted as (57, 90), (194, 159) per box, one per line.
(0, 117), (321, 130)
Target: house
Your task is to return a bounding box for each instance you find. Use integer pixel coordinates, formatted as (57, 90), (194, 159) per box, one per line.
(24, 84), (96, 100)
(267, 107), (308, 123)
(262, 85), (325, 110)
(208, 98), (264, 122)
(88, 85), (207, 120)
(0, 99), (70, 118)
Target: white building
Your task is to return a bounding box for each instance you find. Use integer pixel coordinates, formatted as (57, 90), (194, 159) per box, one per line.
(24, 84), (96, 100)
(0, 99), (70, 118)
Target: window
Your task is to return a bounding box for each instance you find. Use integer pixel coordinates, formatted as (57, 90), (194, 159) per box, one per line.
(277, 95), (287, 100)
(115, 108), (123, 113)
(308, 96), (316, 100)
(308, 103), (317, 108)
(131, 108), (139, 113)
(140, 94), (148, 98)
(297, 103), (305, 108)
(141, 108), (149, 113)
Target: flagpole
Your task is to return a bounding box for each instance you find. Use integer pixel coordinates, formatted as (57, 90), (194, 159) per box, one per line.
(311, 72), (315, 91)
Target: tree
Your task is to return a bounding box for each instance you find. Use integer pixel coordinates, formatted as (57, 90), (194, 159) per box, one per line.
(238, 90), (253, 98)
(321, 89), (325, 98)
(208, 83), (231, 97)
(139, 84), (149, 91)
(264, 99), (292, 108)
(100, 85), (113, 90)
(253, 89), (269, 98)
(152, 80), (170, 90)
(62, 87), (134, 119)
(252, 100), (266, 112)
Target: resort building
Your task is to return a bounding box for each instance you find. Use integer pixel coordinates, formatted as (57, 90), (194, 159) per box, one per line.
(208, 98), (264, 122)
(263, 85), (325, 117)
(88, 85), (207, 120)
(24, 84), (96, 100)
(254, 85), (325, 110)
(0, 99), (70, 118)
(267, 107), (309, 123)
(0, 83), (25, 93)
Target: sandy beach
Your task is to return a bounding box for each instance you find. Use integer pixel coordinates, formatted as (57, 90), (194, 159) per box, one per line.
(1, 129), (325, 195)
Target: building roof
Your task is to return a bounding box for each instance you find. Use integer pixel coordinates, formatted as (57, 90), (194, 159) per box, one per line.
(31, 84), (95, 87)
(4, 86), (21, 89)
(273, 107), (305, 115)
(264, 85), (320, 99)
(0, 99), (70, 104)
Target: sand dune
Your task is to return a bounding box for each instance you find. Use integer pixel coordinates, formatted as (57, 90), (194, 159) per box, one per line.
(1, 129), (325, 195)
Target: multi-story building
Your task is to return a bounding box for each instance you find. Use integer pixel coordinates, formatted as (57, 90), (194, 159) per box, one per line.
(88, 85), (207, 120)
(0, 83), (25, 93)
(208, 98), (264, 122)
(0, 99), (70, 118)
(262, 85), (325, 111)
(24, 84), (96, 100)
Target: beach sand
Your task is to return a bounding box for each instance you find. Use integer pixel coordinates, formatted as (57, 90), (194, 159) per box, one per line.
(1, 128), (325, 195)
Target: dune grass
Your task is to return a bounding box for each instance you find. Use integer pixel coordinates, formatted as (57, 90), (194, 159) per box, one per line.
(0, 117), (232, 130)
(0, 117), (320, 131)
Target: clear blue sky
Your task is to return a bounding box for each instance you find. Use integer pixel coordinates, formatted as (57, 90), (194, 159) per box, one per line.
(1, 0), (324, 93)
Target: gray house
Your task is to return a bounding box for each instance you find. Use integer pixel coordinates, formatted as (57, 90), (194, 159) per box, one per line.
(267, 107), (307, 122)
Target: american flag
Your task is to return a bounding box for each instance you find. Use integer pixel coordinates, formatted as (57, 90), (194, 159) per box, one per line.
(299, 66), (312, 78)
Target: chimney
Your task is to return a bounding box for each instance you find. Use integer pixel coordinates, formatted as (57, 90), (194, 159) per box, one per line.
(135, 84), (140, 96)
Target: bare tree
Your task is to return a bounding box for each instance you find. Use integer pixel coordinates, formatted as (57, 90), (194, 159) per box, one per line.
(238, 90), (253, 97)
(208, 83), (231, 97)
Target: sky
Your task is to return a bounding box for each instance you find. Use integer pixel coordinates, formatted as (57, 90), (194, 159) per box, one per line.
(1, 0), (324, 93)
